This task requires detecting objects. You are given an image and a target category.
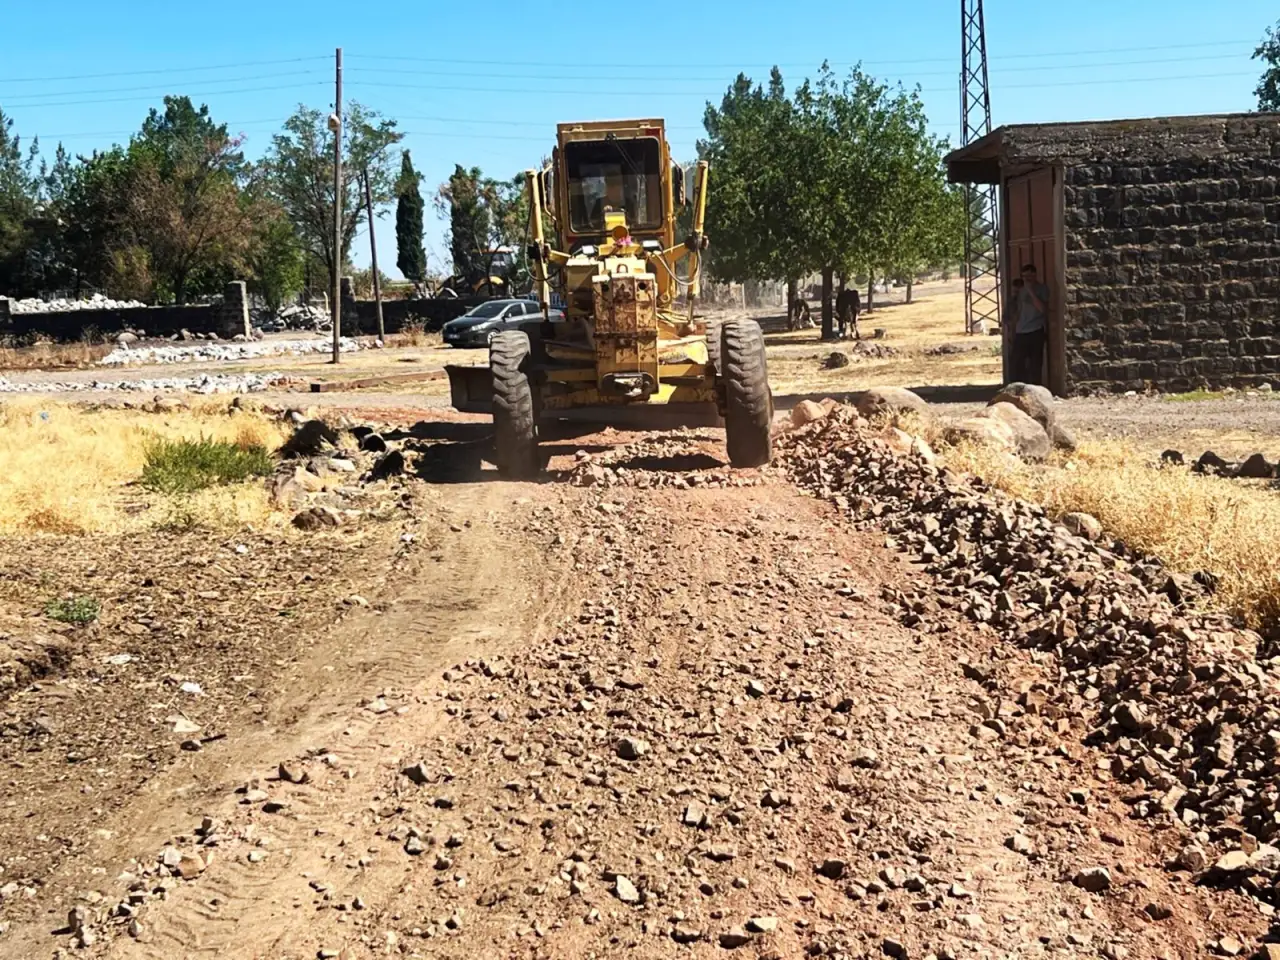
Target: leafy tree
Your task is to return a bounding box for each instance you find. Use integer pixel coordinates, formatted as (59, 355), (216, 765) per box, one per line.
(1255, 20), (1280, 112)
(246, 207), (305, 313)
(262, 102), (402, 296)
(58, 146), (132, 295)
(123, 96), (254, 304)
(699, 69), (822, 322)
(438, 164), (492, 288)
(702, 63), (962, 331)
(0, 108), (42, 296)
(395, 151), (427, 284)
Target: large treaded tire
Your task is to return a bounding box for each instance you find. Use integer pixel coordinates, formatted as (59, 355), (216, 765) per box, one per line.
(721, 319), (773, 467)
(704, 319), (722, 377)
(490, 331), (539, 479)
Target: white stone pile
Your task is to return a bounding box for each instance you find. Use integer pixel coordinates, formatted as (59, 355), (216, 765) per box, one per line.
(0, 372), (286, 395)
(7, 293), (147, 314)
(99, 337), (363, 366)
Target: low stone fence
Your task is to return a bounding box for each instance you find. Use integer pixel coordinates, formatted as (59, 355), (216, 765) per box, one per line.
(1, 277), (496, 343)
(338, 278), (484, 335)
(0, 282), (251, 343)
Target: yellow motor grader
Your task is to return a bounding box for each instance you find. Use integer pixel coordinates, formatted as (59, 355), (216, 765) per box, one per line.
(445, 118), (773, 477)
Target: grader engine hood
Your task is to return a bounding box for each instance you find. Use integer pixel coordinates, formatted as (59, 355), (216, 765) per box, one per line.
(591, 257), (659, 398)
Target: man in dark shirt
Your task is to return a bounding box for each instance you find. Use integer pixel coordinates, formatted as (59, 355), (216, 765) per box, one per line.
(1010, 264), (1049, 385)
(836, 286), (861, 340)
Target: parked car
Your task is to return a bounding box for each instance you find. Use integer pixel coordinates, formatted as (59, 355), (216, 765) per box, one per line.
(442, 299), (564, 348)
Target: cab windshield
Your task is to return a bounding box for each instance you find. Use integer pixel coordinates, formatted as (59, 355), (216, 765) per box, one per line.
(565, 138), (662, 234)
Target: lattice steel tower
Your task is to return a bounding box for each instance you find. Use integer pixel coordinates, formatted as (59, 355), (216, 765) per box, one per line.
(961, 0), (1000, 334)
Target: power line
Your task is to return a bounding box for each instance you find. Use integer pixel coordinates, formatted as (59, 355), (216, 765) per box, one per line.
(0, 56), (330, 84)
(0, 39), (1248, 86)
(347, 70), (1257, 97)
(27, 118), (291, 141)
(0, 70), (324, 103)
(345, 52), (1249, 85)
(3, 82), (328, 110)
(346, 38), (1252, 69)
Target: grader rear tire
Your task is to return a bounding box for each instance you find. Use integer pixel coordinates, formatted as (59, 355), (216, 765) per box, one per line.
(721, 319), (773, 467)
(490, 331), (539, 479)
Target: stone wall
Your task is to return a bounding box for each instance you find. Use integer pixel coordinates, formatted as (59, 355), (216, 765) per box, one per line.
(0, 281), (249, 343)
(1051, 116), (1280, 393)
(350, 295), (486, 334)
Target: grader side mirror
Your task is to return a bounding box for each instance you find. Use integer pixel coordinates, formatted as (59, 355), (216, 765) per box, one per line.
(673, 164), (687, 207)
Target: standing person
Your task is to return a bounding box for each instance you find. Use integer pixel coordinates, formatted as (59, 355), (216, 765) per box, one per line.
(836, 286), (861, 340)
(1011, 264), (1049, 386)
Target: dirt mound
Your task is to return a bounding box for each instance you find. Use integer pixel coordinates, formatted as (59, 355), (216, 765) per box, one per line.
(0, 632), (72, 699)
(777, 407), (1280, 911)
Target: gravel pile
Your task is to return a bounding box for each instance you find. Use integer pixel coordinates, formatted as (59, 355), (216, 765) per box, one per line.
(0, 372), (286, 394)
(5, 293), (146, 314)
(777, 404), (1280, 908)
(567, 432), (767, 489)
(99, 337), (362, 367)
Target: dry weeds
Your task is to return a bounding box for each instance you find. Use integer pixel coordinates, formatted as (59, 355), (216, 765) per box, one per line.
(0, 339), (112, 371)
(0, 399), (290, 534)
(384, 323), (441, 349)
(940, 436), (1280, 628)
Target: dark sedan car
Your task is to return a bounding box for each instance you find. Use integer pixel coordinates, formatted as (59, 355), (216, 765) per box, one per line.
(442, 299), (564, 348)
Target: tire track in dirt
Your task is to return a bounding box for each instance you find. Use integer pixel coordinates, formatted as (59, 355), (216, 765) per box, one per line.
(108, 485), (580, 960)
(0, 482), (576, 960)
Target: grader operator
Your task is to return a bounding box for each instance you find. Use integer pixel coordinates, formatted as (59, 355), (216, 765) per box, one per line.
(444, 119), (773, 477)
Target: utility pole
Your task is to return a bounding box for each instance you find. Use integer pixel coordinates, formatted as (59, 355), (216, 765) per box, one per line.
(961, 0), (1000, 336)
(330, 47), (344, 363)
(363, 167), (385, 341)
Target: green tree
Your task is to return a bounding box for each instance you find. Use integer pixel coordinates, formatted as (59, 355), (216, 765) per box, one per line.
(262, 102), (402, 296)
(700, 69), (823, 321)
(1255, 19), (1280, 111)
(58, 146), (132, 295)
(246, 207), (305, 313)
(0, 108), (42, 296)
(395, 151), (427, 284)
(124, 96), (254, 303)
(438, 164), (492, 288)
(703, 63), (961, 330)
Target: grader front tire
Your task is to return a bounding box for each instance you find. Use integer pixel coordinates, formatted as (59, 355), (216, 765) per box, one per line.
(721, 319), (773, 468)
(490, 331), (539, 479)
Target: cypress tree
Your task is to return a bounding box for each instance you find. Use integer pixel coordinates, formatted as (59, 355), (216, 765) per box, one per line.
(395, 151), (427, 283)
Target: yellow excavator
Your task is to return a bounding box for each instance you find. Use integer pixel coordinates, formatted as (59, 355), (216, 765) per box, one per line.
(445, 118), (773, 477)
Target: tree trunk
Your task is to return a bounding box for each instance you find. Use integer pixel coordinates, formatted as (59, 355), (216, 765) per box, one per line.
(866, 273), (875, 314)
(906, 279), (914, 304)
(786, 277), (797, 330)
(820, 267), (835, 341)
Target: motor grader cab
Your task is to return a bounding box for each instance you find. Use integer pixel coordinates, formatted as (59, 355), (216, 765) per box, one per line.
(445, 118), (773, 477)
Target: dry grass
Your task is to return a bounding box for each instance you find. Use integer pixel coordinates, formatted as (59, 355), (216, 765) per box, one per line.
(384, 323), (442, 349)
(763, 282), (1004, 395)
(0, 399), (291, 534)
(938, 436), (1280, 627)
(0, 339), (112, 371)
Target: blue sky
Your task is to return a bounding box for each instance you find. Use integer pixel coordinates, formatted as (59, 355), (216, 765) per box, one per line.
(1, 0), (1275, 280)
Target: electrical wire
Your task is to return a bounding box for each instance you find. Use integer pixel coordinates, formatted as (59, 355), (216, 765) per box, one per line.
(0, 70), (324, 104)
(343, 52), (1250, 84)
(344, 38), (1253, 70)
(4, 82), (328, 110)
(0, 56), (330, 84)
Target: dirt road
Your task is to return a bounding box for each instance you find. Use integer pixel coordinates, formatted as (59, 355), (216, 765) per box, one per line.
(0, 421), (1268, 960)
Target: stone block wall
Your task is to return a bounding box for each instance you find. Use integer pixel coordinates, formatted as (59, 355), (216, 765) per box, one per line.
(350, 296), (486, 334)
(1060, 148), (1280, 393)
